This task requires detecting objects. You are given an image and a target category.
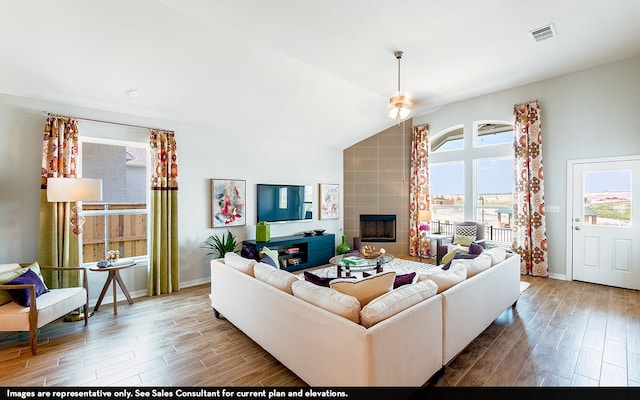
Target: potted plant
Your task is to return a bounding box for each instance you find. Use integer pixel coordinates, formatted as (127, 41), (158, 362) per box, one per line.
(203, 230), (240, 258)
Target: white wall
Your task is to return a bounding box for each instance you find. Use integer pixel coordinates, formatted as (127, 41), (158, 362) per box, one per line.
(0, 94), (343, 302)
(413, 55), (640, 279)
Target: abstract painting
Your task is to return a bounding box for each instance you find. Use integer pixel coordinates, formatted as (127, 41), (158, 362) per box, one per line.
(319, 183), (340, 219)
(211, 179), (246, 227)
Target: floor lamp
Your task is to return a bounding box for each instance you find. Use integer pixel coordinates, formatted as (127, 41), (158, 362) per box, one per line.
(47, 177), (103, 320)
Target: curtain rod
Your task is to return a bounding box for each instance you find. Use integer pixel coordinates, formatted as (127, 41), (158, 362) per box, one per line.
(46, 112), (169, 132)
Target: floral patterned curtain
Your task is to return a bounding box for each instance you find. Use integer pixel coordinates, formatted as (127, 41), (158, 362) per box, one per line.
(409, 124), (430, 257)
(38, 116), (80, 288)
(148, 129), (180, 296)
(513, 101), (549, 277)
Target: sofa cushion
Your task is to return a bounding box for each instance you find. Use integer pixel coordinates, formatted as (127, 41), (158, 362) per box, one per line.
(417, 264), (467, 293)
(451, 253), (492, 277)
(253, 262), (298, 294)
(360, 279), (438, 328)
(484, 247), (507, 266)
(259, 246), (280, 268)
(291, 280), (361, 323)
(3, 269), (50, 307)
(224, 252), (256, 277)
(0, 267), (29, 306)
(442, 252), (479, 270)
(468, 242), (484, 255)
(330, 271), (395, 306)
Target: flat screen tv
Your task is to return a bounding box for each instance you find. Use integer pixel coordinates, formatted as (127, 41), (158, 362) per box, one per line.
(256, 184), (313, 223)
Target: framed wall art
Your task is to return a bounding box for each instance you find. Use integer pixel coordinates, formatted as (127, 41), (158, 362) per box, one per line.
(211, 179), (246, 227)
(319, 183), (340, 220)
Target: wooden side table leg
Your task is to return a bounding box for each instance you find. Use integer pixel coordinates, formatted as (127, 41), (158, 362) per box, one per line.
(94, 274), (113, 312)
(113, 271), (134, 304)
(112, 271), (118, 316)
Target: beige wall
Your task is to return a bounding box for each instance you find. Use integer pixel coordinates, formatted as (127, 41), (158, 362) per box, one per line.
(343, 119), (412, 257)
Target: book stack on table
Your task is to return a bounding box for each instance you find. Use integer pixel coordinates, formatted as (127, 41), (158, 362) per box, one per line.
(342, 256), (367, 266)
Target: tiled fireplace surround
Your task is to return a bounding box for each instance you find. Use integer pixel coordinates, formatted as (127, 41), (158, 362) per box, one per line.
(343, 119), (412, 256)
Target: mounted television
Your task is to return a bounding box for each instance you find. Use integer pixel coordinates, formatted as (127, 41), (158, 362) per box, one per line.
(256, 184), (313, 223)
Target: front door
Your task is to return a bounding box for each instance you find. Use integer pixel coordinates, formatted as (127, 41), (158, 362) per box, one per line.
(570, 157), (640, 290)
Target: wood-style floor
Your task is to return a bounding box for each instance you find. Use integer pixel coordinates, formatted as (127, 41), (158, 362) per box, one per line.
(0, 272), (638, 387)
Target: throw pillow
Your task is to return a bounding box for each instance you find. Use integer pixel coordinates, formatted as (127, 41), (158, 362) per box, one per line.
(468, 242), (484, 255)
(224, 252), (256, 276)
(330, 271), (396, 306)
(362, 271), (417, 289)
(452, 234), (476, 247)
(360, 280), (438, 328)
(291, 280), (361, 323)
(303, 271), (356, 287)
(4, 269), (50, 307)
(0, 267), (29, 306)
(259, 246), (280, 268)
(441, 246), (468, 267)
(455, 224), (477, 237)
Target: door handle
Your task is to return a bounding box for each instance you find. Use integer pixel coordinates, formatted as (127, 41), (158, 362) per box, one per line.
(575, 226), (581, 230)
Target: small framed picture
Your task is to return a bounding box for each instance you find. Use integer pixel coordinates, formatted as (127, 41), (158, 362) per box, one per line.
(211, 179), (246, 227)
(319, 183), (340, 219)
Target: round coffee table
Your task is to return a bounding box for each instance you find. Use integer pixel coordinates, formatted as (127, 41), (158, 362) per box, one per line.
(329, 253), (395, 277)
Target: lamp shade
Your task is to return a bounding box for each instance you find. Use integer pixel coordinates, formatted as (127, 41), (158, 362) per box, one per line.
(418, 209), (432, 221)
(46, 178), (103, 202)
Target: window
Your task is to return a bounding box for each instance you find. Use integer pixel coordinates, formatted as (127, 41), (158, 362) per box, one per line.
(431, 125), (463, 152)
(79, 138), (149, 264)
(475, 122), (514, 147)
(583, 170), (631, 227)
(430, 162), (465, 224)
(476, 158), (514, 243)
(429, 121), (514, 243)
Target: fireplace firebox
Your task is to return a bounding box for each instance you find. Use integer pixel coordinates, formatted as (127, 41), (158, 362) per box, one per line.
(359, 214), (396, 242)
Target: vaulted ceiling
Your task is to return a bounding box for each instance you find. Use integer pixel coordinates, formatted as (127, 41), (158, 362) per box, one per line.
(2, 0), (639, 148)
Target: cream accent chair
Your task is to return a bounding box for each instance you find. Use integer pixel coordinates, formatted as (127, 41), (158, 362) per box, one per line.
(0, 263), (89, 355)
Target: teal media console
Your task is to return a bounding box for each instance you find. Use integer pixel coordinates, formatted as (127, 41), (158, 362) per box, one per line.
(242, 233), (335, 272)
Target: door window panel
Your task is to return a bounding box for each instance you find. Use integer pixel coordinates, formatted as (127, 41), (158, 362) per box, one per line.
(583, 170), (631, 227)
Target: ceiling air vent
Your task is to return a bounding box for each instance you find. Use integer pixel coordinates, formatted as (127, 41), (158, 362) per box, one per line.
(529, 24), (556, 42)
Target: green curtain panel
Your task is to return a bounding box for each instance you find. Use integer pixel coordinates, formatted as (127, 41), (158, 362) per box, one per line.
(513, 101), (549, 277)
(148, 129), (180, 296)
(409, 124), (430, 257)
(38, 116), (81, 288)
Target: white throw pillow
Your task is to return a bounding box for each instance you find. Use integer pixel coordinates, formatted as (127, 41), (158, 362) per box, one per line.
(253, 262), (298, 294)
(224, 252), (256, 276)
(360, 280), (438, 328)
(291, 280), (361, 323)
(330, 271), (396, 306)
(417, 264), (467, 293)
(451, 253), (492, 277)
(484, 247), (507, 266)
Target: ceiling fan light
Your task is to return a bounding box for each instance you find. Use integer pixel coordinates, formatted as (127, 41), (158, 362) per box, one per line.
(399, 106), (411, 119)
(388, 94), (412, 120)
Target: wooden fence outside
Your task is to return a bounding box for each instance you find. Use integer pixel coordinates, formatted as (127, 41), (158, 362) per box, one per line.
(82, 203), (147, 263)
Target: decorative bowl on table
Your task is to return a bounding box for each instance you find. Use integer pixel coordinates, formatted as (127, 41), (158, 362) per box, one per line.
(359, 245), (385, 259)
(314, 229), (326, 235)
(303, 230), (314, 236)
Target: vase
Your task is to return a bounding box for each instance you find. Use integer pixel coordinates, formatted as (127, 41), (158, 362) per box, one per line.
(336, 235), (352, 255)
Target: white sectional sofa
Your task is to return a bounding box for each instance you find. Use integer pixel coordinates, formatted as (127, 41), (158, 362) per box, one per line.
(210, 248), (520, 386)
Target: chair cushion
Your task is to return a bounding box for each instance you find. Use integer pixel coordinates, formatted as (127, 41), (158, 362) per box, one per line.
(330, 271), (396, 306)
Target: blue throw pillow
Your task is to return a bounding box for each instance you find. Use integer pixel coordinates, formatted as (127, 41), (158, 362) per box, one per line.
(4, 269), (49, 307)
(259, 246), (280, 268)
